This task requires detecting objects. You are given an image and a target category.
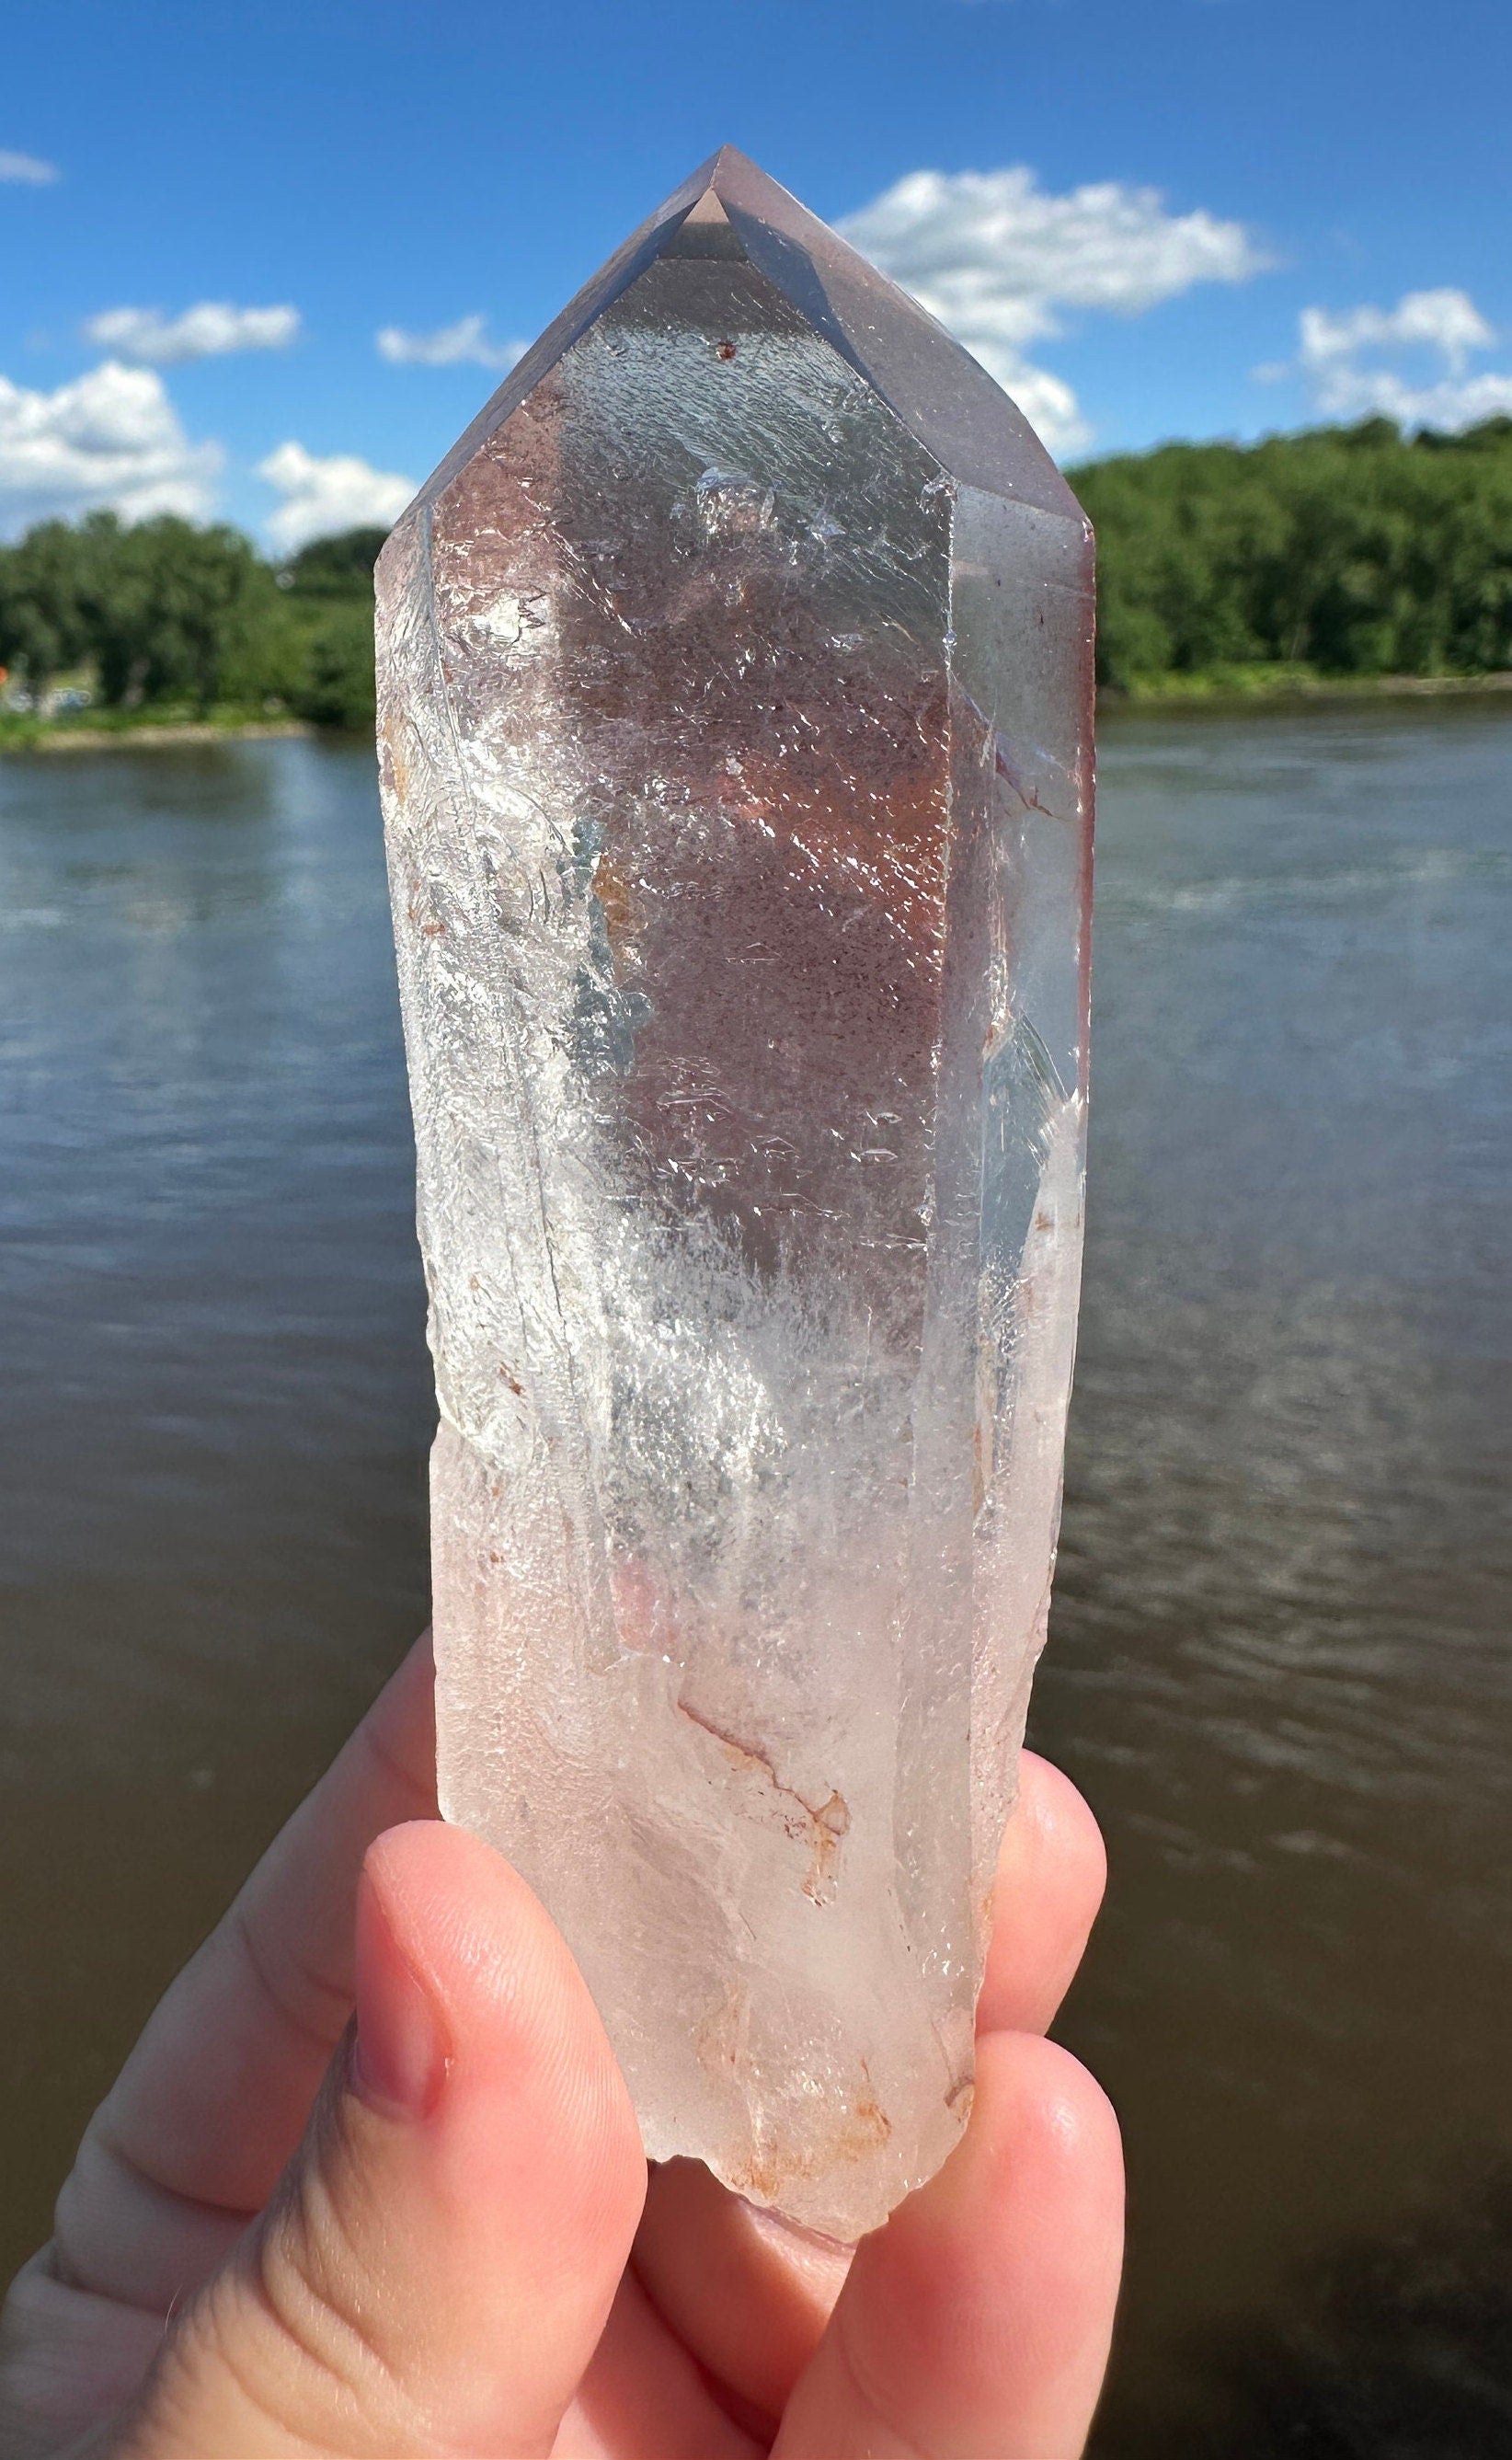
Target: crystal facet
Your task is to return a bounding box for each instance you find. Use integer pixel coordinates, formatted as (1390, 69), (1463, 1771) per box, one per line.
(377, 147), (1094, 2237)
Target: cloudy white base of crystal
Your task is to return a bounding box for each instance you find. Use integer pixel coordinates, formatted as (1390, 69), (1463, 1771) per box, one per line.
(378, 146), (1094, 2237)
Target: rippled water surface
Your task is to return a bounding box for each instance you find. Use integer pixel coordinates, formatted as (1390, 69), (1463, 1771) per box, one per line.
(2, 709), (1508, 2448)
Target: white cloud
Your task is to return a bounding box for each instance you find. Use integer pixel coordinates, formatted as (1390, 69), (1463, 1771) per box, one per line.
(0, 361), (220, 534)
(257, 441), (414, 553)
(84, 302), (302, 365)
(0, 150), (58, 185)
(1278, 286), (1512, 429)
(376, 314), (524, 370)
(841, 165), (1271, 456)
(1301, 289), (1493, 374)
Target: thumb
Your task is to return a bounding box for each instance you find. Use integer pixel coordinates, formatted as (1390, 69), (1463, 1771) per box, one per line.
(112, 1822), (646, 2458)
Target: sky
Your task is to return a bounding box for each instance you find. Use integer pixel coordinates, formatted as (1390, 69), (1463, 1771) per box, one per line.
(3, 0), (1510, 549)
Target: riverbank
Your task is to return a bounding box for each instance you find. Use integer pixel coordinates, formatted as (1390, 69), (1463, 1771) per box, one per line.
(7, 670), (1512, 755)
(0, 713), (316, 755)
(1102, 666), (1512, 712)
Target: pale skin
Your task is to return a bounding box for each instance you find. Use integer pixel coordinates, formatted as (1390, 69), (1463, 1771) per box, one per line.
(0, 1636), (1123, 2459)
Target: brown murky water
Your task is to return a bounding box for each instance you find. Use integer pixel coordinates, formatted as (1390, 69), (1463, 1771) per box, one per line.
(2, 709), (1508, 2449)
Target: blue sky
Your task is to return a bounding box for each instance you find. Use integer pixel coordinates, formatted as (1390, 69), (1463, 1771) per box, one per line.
(4, 0), (1510, 546)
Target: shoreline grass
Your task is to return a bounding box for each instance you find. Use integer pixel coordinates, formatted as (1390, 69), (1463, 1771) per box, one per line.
(1100, 665), (1512, 713)
(0, 707), (316, 753)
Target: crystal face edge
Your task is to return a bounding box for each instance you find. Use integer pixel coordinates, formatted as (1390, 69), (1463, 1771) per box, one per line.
(378, 160), (1094, 2237)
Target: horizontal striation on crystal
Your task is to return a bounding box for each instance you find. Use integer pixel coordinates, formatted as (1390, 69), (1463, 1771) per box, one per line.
(377, 145), (1094, 2237)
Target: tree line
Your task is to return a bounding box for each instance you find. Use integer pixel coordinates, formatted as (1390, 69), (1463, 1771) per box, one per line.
(0, 514), (386, 730)
(4, 416), (1512, 726)
(1071, 414), (1512, 690)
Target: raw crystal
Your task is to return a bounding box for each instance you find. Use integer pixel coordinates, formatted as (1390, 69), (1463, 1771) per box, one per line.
(377, 146), (1094, 2238)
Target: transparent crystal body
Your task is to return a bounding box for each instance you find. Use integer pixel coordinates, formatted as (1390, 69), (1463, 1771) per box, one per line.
(377, 149), (1094, 2236)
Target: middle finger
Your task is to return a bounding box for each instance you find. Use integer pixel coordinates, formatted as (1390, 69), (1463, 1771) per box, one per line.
(630, 1752), (1106, 2422)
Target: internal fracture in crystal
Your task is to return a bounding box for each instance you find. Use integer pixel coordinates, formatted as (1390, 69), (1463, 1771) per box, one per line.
(377, 146), (1094, 2237)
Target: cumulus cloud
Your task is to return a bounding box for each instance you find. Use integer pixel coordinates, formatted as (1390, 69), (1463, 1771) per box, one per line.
(841, 165), (1271, 456)
(1301, 289), (1493, 373)
(0, 150), (58, 184)
(1277, 286), (1512, 429)
(258, 441), (414, 553)
(84, 302), (302, 364)
(0, 361), (220, 535)
(376, 314), (524, 370)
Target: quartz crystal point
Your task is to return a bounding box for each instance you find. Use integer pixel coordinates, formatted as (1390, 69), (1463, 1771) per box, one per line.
(377, 146), (1094, 2238)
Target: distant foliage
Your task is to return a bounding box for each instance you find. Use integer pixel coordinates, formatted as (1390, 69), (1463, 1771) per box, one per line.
(278, 527), (390, 601)
(1071, 416), (1512, 689)
(6, 422), (1512, 726)
(0, 513), (289, 709)
(0, 519), (98, 684)
(292, 600), (379, 729)
(0, 514), (383, 730)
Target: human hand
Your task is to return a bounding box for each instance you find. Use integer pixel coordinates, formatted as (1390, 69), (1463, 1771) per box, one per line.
(0, 1636), (1122, 2458)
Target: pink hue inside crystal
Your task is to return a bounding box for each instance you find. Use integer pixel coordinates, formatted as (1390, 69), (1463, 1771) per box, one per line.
(378, 148), (1094, 2235)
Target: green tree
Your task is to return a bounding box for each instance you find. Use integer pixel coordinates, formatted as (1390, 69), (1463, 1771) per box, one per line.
(1071, 417), (1512, 687)
(0, 520), (97, 695)
(79, 515), (281, 708)
(9, 424), (1512, 729)
(290, 600), (377, 729)
(1, 512), (386, 724)
(280, 526), (389, 599)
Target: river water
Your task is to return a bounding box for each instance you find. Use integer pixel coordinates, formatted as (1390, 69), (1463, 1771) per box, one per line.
(2, 708), (1508, 2450)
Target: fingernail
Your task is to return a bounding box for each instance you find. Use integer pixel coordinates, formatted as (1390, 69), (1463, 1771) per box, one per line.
(351, 1866), (449, 2120)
